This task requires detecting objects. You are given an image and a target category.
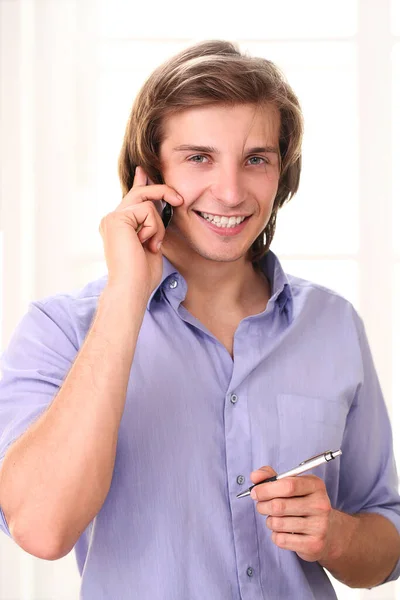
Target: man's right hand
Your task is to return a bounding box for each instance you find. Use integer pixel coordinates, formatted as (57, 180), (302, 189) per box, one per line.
(99, 166), (183, 298)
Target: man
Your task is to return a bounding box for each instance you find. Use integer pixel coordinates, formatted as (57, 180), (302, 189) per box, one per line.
(0, 40), (399, 600)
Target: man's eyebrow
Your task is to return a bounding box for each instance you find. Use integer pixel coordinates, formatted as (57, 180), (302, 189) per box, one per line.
(172, 145), (219, 153)
(246, 146), (279, 155)
(172, 144), (279, 154)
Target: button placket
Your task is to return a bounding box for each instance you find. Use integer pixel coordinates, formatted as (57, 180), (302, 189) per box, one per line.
(226, 387), (259, 594)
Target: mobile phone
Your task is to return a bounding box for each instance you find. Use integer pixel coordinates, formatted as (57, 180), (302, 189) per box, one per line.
(148, 172), (173, 229)
(161, 201), (173, 228)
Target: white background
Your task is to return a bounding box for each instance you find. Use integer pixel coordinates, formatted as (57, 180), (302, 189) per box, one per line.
(0, 0), (399, 598)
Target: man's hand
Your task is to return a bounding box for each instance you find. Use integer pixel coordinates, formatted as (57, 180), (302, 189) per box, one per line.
(99, 165), (183, 298)
(250, 466), (334, 562)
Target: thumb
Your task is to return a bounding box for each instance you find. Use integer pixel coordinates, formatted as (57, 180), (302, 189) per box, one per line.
(250, 465), (277, 485)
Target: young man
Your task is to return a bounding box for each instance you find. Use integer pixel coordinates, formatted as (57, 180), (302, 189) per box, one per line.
(0, 40), (399, 599)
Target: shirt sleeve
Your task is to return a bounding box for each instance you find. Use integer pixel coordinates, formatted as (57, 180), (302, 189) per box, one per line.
(0, 298), (79, 537)
(336, 308), (400, 583)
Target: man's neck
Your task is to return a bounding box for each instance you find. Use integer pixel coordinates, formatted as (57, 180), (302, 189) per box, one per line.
(161, 247), (271, 317)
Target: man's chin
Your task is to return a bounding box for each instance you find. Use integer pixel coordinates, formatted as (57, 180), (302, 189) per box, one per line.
(189, 245), (250, 264)
(163, 230), (256, 264)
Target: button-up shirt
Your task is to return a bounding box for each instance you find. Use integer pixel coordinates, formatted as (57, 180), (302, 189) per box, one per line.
(1, 251), (399, 599)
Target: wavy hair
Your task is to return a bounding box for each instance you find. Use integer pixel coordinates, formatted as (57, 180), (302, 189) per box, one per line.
(118, 40), (303, 261)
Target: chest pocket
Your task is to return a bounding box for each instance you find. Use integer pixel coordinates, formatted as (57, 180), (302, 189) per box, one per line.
(276, 393), (349, 473)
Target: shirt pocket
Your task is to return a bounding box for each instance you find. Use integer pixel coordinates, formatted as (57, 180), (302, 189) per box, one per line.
(276, 393), (349, 473)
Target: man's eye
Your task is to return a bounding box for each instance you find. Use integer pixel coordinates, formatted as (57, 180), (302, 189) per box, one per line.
(247, 156), (267, 165)
(188, 155), (208, 163)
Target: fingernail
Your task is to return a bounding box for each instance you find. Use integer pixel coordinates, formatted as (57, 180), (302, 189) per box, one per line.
(250, 488), (257, 500)
(157, 241), (162, 251)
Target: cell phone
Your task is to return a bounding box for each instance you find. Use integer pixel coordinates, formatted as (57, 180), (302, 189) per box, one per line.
(161, 201), (173, 229)
(148, 173), (173, 229)
(154, 200), (173, 229)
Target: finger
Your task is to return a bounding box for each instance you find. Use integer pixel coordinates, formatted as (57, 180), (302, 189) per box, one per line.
(267, 515), (307, 534)
(118, 184), (183, 210)
(271, 531), (326, 561)
(266, 515), (327, 537)
(135, 205), (164, 247)
(250, 466), (277, 485)
(255, 490), (331, 518)
(251, 475), (322, 502)
(133, 165), (148, 187)
(256, 496), (311, 518)
(134, 165), (157, 187)
(120, 202), (165, 252)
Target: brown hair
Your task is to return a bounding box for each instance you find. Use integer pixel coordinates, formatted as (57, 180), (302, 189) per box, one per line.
(118, 40), (303, 261)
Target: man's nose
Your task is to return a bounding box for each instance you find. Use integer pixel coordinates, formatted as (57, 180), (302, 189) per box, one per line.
(210, 166), (245, 207)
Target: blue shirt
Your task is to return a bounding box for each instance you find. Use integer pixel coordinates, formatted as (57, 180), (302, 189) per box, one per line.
(0, 251), (399, 600)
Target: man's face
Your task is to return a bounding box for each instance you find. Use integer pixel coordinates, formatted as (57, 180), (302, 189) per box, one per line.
(159, 103), (281, 263)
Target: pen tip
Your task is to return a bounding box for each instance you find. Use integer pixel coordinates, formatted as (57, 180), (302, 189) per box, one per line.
(236, 490), (251, 499)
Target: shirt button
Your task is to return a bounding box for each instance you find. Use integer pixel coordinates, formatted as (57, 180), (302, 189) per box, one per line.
(237, 475), (245, 485)
(230, 393), (238, 404)
(247, 567), (254, 577)
(169, 278), (178, 289)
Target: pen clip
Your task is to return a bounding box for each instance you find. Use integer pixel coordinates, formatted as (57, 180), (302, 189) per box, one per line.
(299, 450), (331, 466)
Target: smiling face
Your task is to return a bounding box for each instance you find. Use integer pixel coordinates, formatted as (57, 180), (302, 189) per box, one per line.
(159, 103), (281, 265)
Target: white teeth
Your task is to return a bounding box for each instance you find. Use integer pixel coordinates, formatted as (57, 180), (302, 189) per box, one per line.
(199, 212), (246, 228)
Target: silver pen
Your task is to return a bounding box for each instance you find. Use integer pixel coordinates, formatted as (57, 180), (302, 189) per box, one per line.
(237, 449), (342, 499)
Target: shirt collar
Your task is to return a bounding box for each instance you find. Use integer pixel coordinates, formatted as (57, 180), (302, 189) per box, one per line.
(147, 255), (183, 310)
(259, 250), (293, 322)
(147, 251), (293, 322)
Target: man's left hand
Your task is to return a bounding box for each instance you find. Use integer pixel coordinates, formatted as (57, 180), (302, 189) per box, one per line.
(249, 466), (333, 562)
